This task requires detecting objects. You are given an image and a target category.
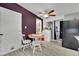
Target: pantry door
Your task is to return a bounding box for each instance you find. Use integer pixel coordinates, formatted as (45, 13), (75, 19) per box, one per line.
(0, 7), (22, 54)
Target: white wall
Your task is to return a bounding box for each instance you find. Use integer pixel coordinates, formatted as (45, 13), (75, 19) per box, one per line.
(64, 12), (79, 21)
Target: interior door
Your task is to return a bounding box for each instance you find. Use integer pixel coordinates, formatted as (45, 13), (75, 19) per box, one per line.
(0, 7), (22, 55)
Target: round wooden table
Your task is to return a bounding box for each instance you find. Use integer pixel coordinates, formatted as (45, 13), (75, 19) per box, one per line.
(28, 34), (42, 39)
(28, 33), (45, 44)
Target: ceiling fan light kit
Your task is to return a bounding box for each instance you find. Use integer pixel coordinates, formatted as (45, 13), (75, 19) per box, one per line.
(44, 14), (49, 18)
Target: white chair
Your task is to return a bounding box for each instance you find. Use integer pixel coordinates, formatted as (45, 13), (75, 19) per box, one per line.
(22, 34), (31, 51)
(32, 38), (42, 55)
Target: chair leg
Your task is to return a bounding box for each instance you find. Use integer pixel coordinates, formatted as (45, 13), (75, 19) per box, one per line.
(23, 46), (26, 52)
(29, 43), (32, 48)
(39, 45), (42, 51)
(33, 46), (36, 55)
(39, 45), (42, 55)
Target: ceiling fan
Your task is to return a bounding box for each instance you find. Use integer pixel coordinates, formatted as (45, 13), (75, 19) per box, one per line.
(38, 9), (56, 18)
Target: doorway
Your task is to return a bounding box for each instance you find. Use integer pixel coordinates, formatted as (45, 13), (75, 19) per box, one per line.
(54, 21), (60, 40)
(36, 18), (42, 33)
(60, 21), (63, 39)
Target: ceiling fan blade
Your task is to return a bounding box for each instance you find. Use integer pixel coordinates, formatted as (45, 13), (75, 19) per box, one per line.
(48, 10), (55, 14)
(48, 11), (56, 16)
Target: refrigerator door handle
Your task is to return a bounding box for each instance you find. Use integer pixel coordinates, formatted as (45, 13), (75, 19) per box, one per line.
(0, 34), (4, 36)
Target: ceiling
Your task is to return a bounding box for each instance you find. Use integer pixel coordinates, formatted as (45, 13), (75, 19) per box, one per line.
(18, 3), (79, 18)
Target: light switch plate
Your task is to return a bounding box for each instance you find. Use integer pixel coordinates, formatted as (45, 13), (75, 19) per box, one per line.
(25, 26), (27, 29)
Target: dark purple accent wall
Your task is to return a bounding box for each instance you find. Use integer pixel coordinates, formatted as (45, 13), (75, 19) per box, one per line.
(0, 3), (43, 37)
